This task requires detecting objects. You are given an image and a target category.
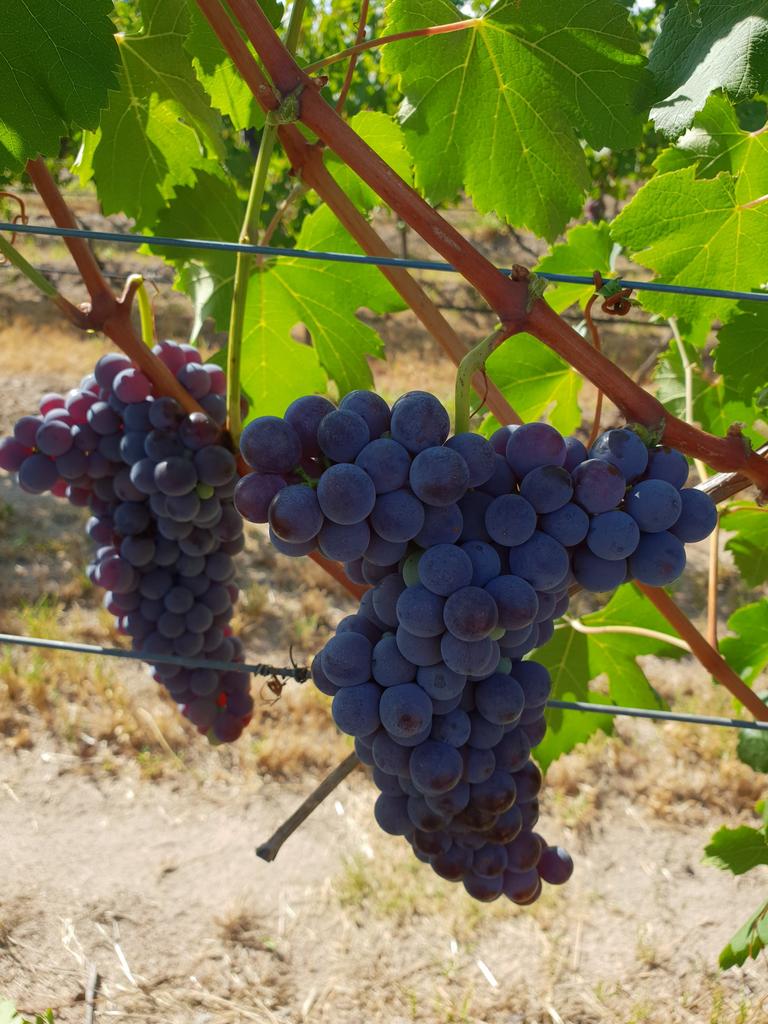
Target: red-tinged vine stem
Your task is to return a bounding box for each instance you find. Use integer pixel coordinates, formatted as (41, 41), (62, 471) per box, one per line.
(583, 292), (604, 447)
(335, 0), (370, 113)
(227, 1), (768, 489)
(303, 17), (479, 74)
(25, 158), (205, 417)
(634, 584), (768, 722)
(194, 0), (522, 427)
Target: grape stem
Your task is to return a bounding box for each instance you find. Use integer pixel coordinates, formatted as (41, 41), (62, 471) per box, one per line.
(193, 0), (522, 428)
(225, 0), (307, 445)
(228, 2), (768, 489)
(126, 274), (156, 346)
(0, 230), (89, 328)
(256, 752), (360, 862)
(303, 17), (479, 75)
(454, 325), (508, 433)
(24, 158), (205, 416)
(634, 583), (768, 722)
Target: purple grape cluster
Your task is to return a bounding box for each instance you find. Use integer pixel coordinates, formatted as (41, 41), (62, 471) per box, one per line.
(0, 341), (253, 743)
(237, 388), (717, 902)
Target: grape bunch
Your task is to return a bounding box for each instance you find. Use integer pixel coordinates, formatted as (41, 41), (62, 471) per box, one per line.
(236, 388), (717, 902)
(0, 341), (253, 743)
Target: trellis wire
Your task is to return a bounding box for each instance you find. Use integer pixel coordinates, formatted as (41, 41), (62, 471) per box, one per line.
(2, 221), (768, 305)
(2, 631), (765, 731)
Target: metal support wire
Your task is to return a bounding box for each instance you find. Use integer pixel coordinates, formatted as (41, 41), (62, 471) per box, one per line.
(1, 632), (766, 731)
(2, 221), (768, 305)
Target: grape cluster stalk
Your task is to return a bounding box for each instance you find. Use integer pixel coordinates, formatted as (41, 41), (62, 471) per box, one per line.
(0, 341), (252, 743)
(237, 390), (717, 902)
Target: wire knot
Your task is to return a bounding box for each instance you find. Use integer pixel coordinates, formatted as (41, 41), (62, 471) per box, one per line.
(592, 270), (634, 316)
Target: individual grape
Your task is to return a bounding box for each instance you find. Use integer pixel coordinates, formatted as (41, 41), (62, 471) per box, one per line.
(410, 739), (463, 795)
(409, 446), (470, 507)
(463, 873), (502, 901)
(205, 552), (234, 582)
(0, 438), (30, 471)
(414, 504), (463, 547)
(467, 711), (504, 750)
(354, 438), (411, 494)
(513, 762), (543, 803)
(316, 518), (370, 561)
(461, 745), (496, 783)
(418, 544), (473, 596)
(179, 412), (220, 451)
(113, 501), (151, 536)
(65, 389), (96, 424)
(35, 420), (72, 457)
(370, 488), (425, 542)
(372, 635), (416, 686)
(312, 653), (339, 696)
(94, 352), (132, 389)
(538, 845), (574, 884)
(113, 368), (152, 403)
(430, 693), (463, 714)
(624, 479), (682, 533)
(165, 491), (201, 523)
(18, 453), (59, 493)
(505, 830), (543, 872)
(416, 662), (466, 701)
(240, 415), (302, 473)
(406, 795), (448, 832)
(485, 493), (537, 548)
(669, 488), (717, 542)
(505, 422), (566, 477)
(148, 397), (182, 430)
(445, 432), (495, 487)
(572, 546), (627, 592)
(512, 661), (551, 707)
(471, 770), (517, 814)
(317, 409), (370, 463)
(14, 415), (43, 448)
(372, 731), (412, 775)
(502, 869), (540, 904)
(380, 683), (433, 739)
(519, 465), (573, 514)
(355, 736), (376, 766)
(426, 781), (471, 817)
(316, 463), (376, 525)
(432, 843), (473, 881)
(284, 394), (336, 456)
(458, 490), (494, 542)
(396, 585), (446, 638)
(485, 805), (523, 844)
(590, 427), (648, 480)
(268, 484), (323, 543)
(395, 625), (442, 667)
(586, 510), (640, 560)
(337, 613), (382, 644)
(471, 843), (508, 879)
(474, 672), (525, 725)
(629, 530), (686, 586)
(332, 682), (382, 736)
(374, 794), (412, 836)
(539, 502), (589, 546)
(441, 633), (493, 676)
(390, 391), (450, 454)
(364, 531), (407, 567)
(193, 446), (236, 487)
(320, 632), (372, 687)
(268, 529), (316, 557)
(430, 708), (471, 747)
(233, 473), (286, 524)
(362, 560), (395, 585)
(563, 435), (588, 472)
(155, 457), (197, 496)
(507, 532), (569, 590)
(443, 586), (499, 641)
(493, 727), (532, 772)
(481, 453), (515, 497)
(523, 717), (548, 748)
(339, 389), (390, 438)
(646, 445), (689, 488)
(157, 611), (185, 639)
(459, 541), (501, 588)
(483, 575), (539, 630)
(571, 459), (626, 514)
(87, 402), (121, 435)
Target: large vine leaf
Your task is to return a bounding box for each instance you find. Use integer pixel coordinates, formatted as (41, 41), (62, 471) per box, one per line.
(648, 1), (768, 139)
(240, 204), (405, 417)
(611, 166), (768, 325)
(185, 1), (284, 130)
(484, 334), (582, 436)
(325, 111), (414, 213)
(655, 94), (768, 204)
(381, 0), (649, 240)
(722, 506), (768, 587)
(80, 0), (224, 226)
(704, 824), (768, 875)
(535, 222), (615, 314)
(721, 598), (768, 686)
(0, 0), (119, 173)
(534, 585), (677, 770)
(716, 305), (768, 402)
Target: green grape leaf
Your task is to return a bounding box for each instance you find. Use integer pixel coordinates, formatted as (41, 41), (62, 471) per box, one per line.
(381, 0), (649, 240)
(722, 506), (768, 587)
(721, 598), (768, 686)
(719, 899), (768, 969)
(648, 1), (768, 139)
(240, 204), (405, 417)
(737, 692), (768, 772)
(654, 94), (768, 204)
(704, 825), (768, 875)
(0, 1001), (21, 1024)
(0, 0), (119, 172)
(84, 0), (225, 226)
(325, 111), (413, 213)
(534, 585), (675, 769)
(611, 166), (768, 325)
(716, 306), (768, 402)
(147, 172), (245, 337)
(185, 1), (284, 129)
(535, 222), (615, 314)
(485, 334), (582, 436)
